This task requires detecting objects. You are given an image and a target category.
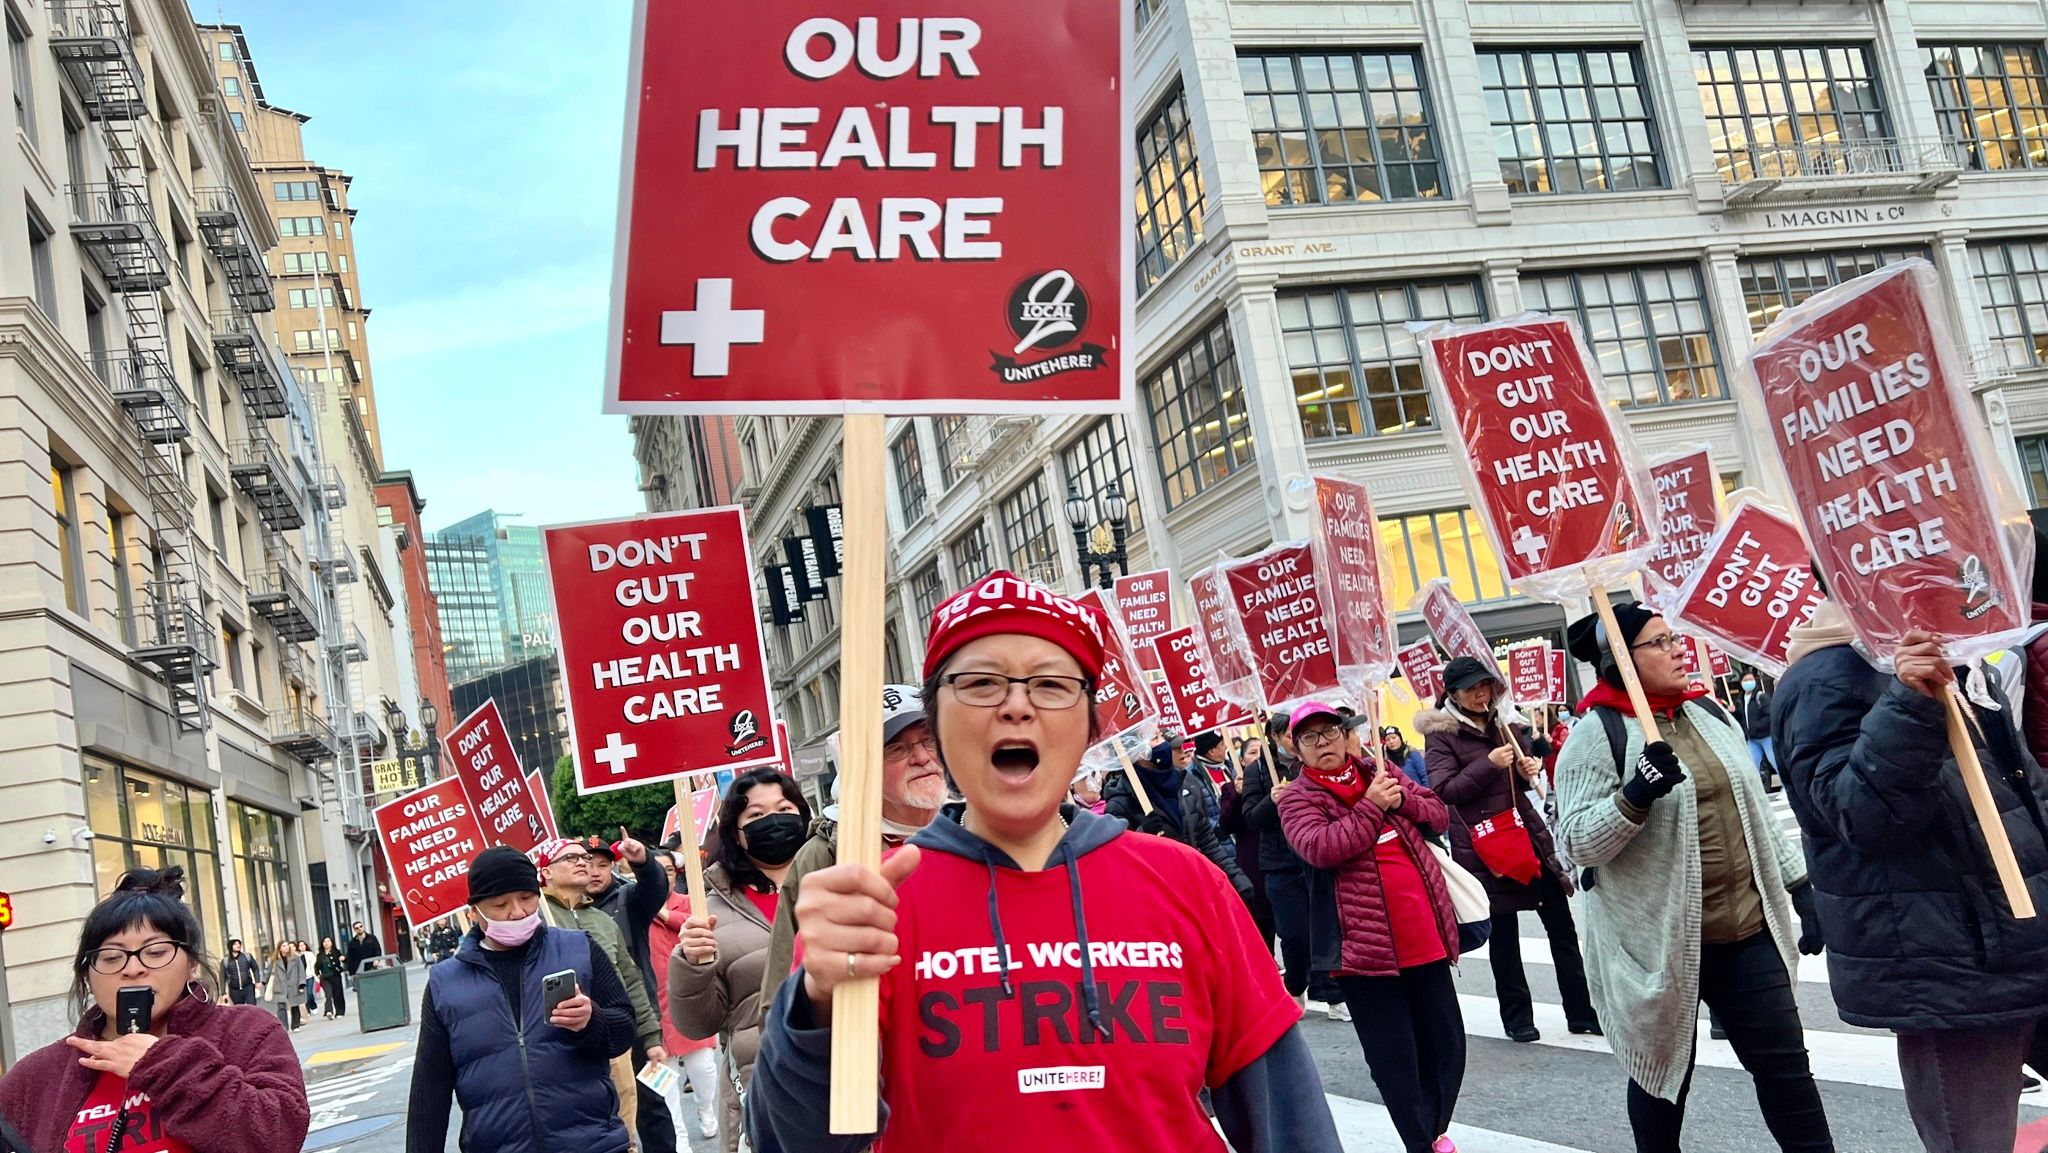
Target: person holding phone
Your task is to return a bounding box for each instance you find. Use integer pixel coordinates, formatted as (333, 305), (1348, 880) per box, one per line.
(0, 865), (309, 1152)
(406, 845), (637, 1153)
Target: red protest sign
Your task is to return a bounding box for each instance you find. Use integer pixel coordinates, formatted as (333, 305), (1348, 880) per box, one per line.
(1310, 475), (1395, 693)
(1752, 262), (2030, 656)
(1421, 315), (1651, 597)
(443, 700), (548, 853)
(1547, 649), (1567, 705)
(662, 785), (719, 849)
(607, 2), (1130, 415)
(526, 771), (558, 839)
(1668, 499), (1827, 677)
(1222, 543), (1341, 708)
(1646, 447), (1721, 602)
(1113, 569), (1174, 671)
(1395, 640), (1445, 701)
(1507, 644), (1550, 705)
(1415, 579), (1497, 671)
(1144, 673), (1178, 729)
(543, 507), (782, 796)
(1076, 589), (1155, 738)
(1190, 566), (1255, 695)
(1678, 636), (1702, 676)
(1151, 626), (1255, 738)
(373, 777), (486, 927)
(1707, 645), (1733, 678)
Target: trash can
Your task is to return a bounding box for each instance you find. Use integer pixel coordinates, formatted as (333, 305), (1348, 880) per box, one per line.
(354, 958), (410, 1033)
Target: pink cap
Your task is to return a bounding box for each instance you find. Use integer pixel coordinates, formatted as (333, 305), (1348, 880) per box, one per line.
(1288, 700), (1345, 732)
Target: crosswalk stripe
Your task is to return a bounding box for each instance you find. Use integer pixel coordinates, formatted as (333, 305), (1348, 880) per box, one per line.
(1461, 938), (1832, 985)
(1324, 1092), (1597, 1152)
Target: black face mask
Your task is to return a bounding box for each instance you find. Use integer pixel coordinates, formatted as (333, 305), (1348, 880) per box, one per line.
(740, 812), (807, 867)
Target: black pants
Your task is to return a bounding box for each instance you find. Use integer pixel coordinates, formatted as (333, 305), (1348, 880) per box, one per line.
(1264, 862), (1341, 1002)
(320, 976), (346, 1016)
(632, 1039), (677, 1153)
(1490, 868), (1598, 1032)
(1626, 932), (1833, 1153)
(1338, 962), (1466, 1153)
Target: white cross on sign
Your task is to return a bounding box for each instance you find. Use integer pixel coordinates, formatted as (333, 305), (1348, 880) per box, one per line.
(1512, 525), (1550, 567)
(594, 731), (639, 776)
(660, 278), (765, 378)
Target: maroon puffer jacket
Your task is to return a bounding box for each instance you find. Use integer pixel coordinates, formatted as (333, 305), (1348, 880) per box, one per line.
(1276, 761), (1458, 977)
(1417, 706), (1563, 914)
(2023, 601), (2048, 769)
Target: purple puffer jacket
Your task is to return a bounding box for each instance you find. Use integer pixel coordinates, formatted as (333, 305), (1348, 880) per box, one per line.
(0, 991), (309, 1153)
(1276, 759), (1459, 977)
(1417, 706), (1563, 913)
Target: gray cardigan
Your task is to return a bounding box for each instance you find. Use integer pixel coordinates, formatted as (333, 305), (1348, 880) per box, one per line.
(1553, 701), (1808, 1103)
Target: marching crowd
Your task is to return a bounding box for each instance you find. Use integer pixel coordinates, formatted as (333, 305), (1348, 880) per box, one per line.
(6, 567), (2048, 1153)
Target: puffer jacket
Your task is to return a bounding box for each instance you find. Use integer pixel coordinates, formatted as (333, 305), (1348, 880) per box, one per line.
(1774, 642), (2048, 1031)
(1417, 706), (1561, 913)
(1101, 765), (1254, 898)
(1240, 751), (1304, 874)
(2021, 601), (2048, 769)
(1276, 758), (1458, 977)
(669, 862), (776, 1153)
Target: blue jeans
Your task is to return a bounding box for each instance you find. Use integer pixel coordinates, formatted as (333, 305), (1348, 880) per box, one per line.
(1747, 737), (1776, 776)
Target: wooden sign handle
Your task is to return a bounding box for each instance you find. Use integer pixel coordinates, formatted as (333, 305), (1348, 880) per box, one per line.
(1114, 739), (1154, 815)
(1593, 595), (1663, 744)
(671, 778), (709, 915)
(1944, 684), (2037, 919)
(830, 413), (887, 1133)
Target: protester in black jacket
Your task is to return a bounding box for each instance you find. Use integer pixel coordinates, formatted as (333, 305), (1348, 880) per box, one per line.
(1775, 605), (2048, 1153)
(1103, 742), (1254, 900)
(223, 937), (263, 1005)
(344, 922), (382, 974)
(1737, 678), (1775, 781)
(583, 828), (670, 995)
(1240, 713), (1347, 1014)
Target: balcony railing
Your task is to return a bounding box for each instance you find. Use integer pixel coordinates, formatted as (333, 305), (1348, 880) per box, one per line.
(329, 623), (368, 664)
(269, 708), (340, 764)
(209, 310), (290, 418)
(106, 352), (190, 445)
(69, 184), (171, 291)
(1718, 137), (1961, 205)
(47, 0), (146, 121)
(194, 187), (275, 313)
(320, 465), (348, 510)
(230, 435), (309, 531)
(248, 563), (320, 642)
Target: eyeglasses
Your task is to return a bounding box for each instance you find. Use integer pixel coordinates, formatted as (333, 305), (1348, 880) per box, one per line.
(83, 940), (184, 975)
(551, 852), (593, 867)
(1295, 725), (1344, 748)
(940, 672), (1089, 710)
(883, 736), (938, 764)
(1631, 633), (1681, 653)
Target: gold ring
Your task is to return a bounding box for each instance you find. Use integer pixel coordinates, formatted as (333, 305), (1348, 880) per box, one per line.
(847, 952), (859, 979)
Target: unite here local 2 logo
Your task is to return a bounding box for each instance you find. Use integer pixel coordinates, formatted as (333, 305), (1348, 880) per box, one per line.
(991, 269), (1108, 384)
(727, 709), (769, 758)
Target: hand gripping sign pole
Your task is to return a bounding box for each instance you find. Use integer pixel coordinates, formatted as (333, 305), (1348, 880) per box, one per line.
(1747, 260), (2035, 918)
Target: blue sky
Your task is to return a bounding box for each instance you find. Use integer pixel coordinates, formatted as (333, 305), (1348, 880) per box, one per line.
(216, 0), (642, 532)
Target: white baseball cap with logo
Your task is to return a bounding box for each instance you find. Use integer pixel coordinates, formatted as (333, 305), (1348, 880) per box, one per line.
(824, 685), (928, 819)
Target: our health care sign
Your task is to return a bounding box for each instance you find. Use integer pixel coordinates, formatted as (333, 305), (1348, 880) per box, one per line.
(543, 507), (783, 796)
(444, 700), (548, 853)
(373, 777), (486, 927)
(1112, 569), (1174, 671)
(1668, 497), (1828, 678)
(606, 1), (1131, 414)
(1646, 447), (1721, 603)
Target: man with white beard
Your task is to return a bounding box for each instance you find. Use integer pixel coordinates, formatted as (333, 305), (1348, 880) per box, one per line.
(756, 685), (946, 1005)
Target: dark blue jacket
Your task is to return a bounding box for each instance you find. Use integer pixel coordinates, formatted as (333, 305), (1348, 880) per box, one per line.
(406, 925), (635, 1153)
(1773, 644), (2048, 1031)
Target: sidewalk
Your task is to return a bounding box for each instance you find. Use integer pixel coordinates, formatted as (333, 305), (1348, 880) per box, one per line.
(289, 961), (431, 1068)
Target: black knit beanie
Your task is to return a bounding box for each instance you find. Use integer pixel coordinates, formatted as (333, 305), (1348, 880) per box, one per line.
(467, 845), (541, 904)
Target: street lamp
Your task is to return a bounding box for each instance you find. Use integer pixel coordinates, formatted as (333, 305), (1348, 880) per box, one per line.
(1064, 481), (1130, 590)
(384, 698), (442, 783)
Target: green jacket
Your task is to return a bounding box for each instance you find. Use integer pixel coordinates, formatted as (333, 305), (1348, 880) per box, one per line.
(759, 817), (838, 1010)
(545, 889), (662, 1051)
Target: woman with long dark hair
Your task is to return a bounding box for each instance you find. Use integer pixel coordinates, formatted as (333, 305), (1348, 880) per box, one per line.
(315, 935), (347, 1019)
(669, 766), (812, 1153)
(0, 866), (309, 1151)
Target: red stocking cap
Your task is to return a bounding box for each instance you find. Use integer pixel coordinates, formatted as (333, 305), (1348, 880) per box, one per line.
(924, 570), (1108, 681)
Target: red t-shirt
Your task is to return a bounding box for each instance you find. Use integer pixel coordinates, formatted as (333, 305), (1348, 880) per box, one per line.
(741, 886), (801, 971)
(65, 1070), (193, 1153)
(1374, 828), (1447, 968)
(873, 833), (1299, 1152)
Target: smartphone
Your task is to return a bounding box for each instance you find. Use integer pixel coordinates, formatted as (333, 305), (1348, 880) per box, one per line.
(541, 969), (578, 1019)
(115, 986), (153, 1035)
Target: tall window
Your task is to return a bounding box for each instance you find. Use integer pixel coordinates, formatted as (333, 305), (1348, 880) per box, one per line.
(1972, 237), (2048, 369)
(1000, 475), (1062, 584)
(83, 286), (108, 383)
(1481, 47), (1663, 194)
(52, 458), (85, 613)
(27, 209), (57, 318)
(1239, 51), (1443, 207)
(1134, 0), (1163, 33)
(933, 417), (969, 489)
(891, 429), (928, 522)
(1521, 264), (1724, 407)
(910, 564), (945, 638)
(1924, 44), (2048, 171)
(220, 620), (244, 690)
(1737, 247), (1926, 334)
(1061, 418), (1143, 535)
(229, 802), (298, 949)
(1380, 508), (1512, 607)
(1279, 279), (1484, 439)
(221, 76), (241, 97)
(1694, 45), (1890, 182)
(1145, 314), (1255, 509)
(278, 217), (324, 237)
(227, 111), (245, 132)
(2017, 435), (2048, 507)
(9, 11), (36, 147)
(110, 509), (135, 645)
(207, 488), (228, 553)
(1135, 86), (1206, 293)
(952, 524), (993, 582)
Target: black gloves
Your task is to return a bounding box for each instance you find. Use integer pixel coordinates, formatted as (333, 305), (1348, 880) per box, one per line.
(1138, 811), (1174, 838)
(1620, 741), (1686, 811)
(1789, 883), (1824, 956)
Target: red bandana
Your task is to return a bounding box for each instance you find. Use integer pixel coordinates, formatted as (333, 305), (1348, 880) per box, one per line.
(1580, 679), (1710, 719)
(1300, 755), (1370, 808)
(924, 570), (1109, 680)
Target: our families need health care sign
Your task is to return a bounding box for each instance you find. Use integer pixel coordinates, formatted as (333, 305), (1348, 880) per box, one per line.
(606, 2), (1130, 413)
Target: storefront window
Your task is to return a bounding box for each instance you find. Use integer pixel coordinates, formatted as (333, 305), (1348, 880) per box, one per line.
(81, 757), (228, 959)
(230, 801), (298, 952)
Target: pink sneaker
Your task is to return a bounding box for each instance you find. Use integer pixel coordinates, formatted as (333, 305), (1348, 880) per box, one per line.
(1432, 1137), (1457, 1153)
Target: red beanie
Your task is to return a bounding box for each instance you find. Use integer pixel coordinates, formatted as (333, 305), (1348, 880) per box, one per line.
(924, 570), (1108, 681)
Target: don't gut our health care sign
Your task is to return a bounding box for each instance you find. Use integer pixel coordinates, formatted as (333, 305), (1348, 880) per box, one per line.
(606, 1), (1129, 413)
(542, 507), (783, 797)
(444, 699), (548, 854)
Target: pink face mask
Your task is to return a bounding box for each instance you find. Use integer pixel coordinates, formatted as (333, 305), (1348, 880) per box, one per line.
(481, 910), (542, 948)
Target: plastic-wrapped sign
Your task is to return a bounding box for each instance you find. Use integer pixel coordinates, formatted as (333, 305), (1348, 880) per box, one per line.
(1310, 475), (1396, 702)
(1076, 589), (1156, 740)
(1507, 643), (1550, 705)
(1151, 626), (1256, 737)
(1645, 446), (1722, 605)
(1221, 542), (1342, 709)
(1546, 649), (1567, 705)
(1395, 639), (1445, 702)
(1707, 645), (1733, 678)
(1414, 579), (1499, 674)
(1667, 494), (1827, 678)
(1751, 260), (2034, 663)
(1419, 314), (1657, 601)
(1113, 569), (1174, 671)
(1190, 564), (1256, 701)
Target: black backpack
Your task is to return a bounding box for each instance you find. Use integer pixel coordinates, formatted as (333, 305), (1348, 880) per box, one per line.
(1578, 697), (1731, 890)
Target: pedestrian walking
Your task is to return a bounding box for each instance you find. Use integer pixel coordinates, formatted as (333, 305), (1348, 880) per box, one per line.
(1420, 654), (1598, 1043)
(1736, 675), (1775, 782)
(649, 849), (723, 1142)
(223, 936), (263, 1005)
(745, 570), (1342, 1153)
(0, 865), (310, 1152)
(298, 939), (317, 1014)
(406, 845), (636, 1153)
(265, 941), (306, 1032)
(1279, 699), (1466, 1153)
(1243, 710), (1350, 1018)
(671, 766), (811, 1153)
(316, 935), (348, 1018)
(1775, 596), (2048, 1153)
(344, 920), (382, 974)
(1555, 602), (1831, 1153)
(1102, 739), (1255, 900)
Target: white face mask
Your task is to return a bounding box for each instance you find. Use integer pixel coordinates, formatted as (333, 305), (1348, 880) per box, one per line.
(1742, 680), (1757, 692)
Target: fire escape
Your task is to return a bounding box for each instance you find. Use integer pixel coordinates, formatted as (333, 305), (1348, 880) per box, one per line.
(55, 0), (213, 732)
